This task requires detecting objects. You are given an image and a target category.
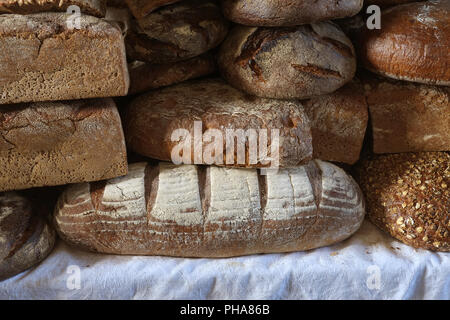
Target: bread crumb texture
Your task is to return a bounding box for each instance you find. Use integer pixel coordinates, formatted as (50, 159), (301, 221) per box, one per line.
(357, 152), (449, 251)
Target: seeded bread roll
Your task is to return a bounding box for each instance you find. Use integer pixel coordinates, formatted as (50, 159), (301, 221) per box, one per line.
(0, 192), (55, 281)
(128, 54), (216, 95)
(0, 98), (128, 192)
(126, 0), (229, 64)
(217, 23), (356, 99)
(221, 0), (363, 27)
(303, 81), (369, 165)
(356, 152), (449, 252)
(125, 0), (181, 19)
(362, 73), (450, 154)
(0, 12), (129, 104)
(124, 78), (312, 167)
(357, 0), (450, 86)
(0, 0), (106, 16)
(54, 161), (366, 257)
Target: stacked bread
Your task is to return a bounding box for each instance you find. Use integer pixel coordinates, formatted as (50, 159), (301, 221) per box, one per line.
(352, 0), (449, 251)
(0, 0), (448, 280)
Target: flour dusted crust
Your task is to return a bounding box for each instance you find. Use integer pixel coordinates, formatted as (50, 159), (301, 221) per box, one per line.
(54, 161), (366, 257)
(358, 0), (450, 86)
(126, 0), (229, 64)
(0, 0), (107, 17)
(124, 78), (313, 168)
(356, 152), (449, 252)
(0, 192), (55, 280)
(221, 0), (363, 26)
(0, 98), (128, 192)
(217, 23), (356, 99)
(0, 12), (129, 104)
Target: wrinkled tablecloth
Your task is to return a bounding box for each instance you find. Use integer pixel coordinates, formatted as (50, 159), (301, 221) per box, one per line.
(1, 220), (449, 300)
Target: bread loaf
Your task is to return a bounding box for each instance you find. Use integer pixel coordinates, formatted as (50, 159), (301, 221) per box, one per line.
(0, 12), (129, 104)
(362, 73), (450, 154)
(126, 0), (229, 64)
(105, 5), (131, 36)
(303, 81), (369, 165)
(365, 0), (423, 8)
(0, 192), (55, 281)
(54, 160), (366, 257)
(125, 0), (181, 19)
(356, 152), (449, 252)
(0, 98), (128, 192)
(128, 54), (216, 95)
(221, 0), (363, 27)
(217, 23), (356, 99)
(124, 78), (313, 168)
(0, 0), (107, 17)
(357, 0), (450, 86)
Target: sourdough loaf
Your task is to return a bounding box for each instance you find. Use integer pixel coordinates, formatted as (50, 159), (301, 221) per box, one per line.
(125, 0), (181, 19)
(124, 78), (313, 167)
(303, 81), (369, 165)
(362, 73), (450, 154)
(356, 152), (449, 252)
(0, 192), (55, 281)
(129, 54), (216, 95)
(0, 12), (129, 104)
(0, 98), (128, 192)
(357, 0), (450, 86)
(0, 0), (106, 16)
(217, 23), (356, 99)
(221, 0), (363, 27)
(126, 0), (229, 64)
(54, 161), (366, 257)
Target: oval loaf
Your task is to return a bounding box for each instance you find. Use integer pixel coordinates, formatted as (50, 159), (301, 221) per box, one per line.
(217, 23), (356, 99)
(54, 161), (366, 258)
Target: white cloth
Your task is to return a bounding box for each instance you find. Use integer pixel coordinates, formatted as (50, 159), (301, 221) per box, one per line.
(1, 220), (449, 300)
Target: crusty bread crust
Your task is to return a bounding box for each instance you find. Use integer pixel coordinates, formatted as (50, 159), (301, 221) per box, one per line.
(54, 161), (366, 257)
(221, 0), (363, 26)
(358, 0), (450, 86)
(125, 0), (181, 19)
(0, 0), (107, 17)
(0, 192), (55, 281)
(0, 12), (129, 104)
(124, 78), (313, 167)
(356, 152), (449, 252)
(217, 23), (356, 99)
(0, 98), (128, 192)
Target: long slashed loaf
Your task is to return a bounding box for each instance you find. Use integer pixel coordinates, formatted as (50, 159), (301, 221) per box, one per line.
(0, 192), (55, 281)
(217, 23), (356, 99)
(0, 98), (128, 192)
(221, 0), (363, 27)
(54, 161), (366, 257)
(124, 78), (313, 167)
(0, 12), (129, 104)
(0, 0), (107, 17)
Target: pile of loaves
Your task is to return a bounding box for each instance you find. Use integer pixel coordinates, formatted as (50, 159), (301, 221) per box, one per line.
(0, 0), (448, 281)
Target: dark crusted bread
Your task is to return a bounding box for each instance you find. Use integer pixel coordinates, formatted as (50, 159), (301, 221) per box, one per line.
(125, 0), (181, 19)
(126, 0), (229, 64)
(0, 192), (55, 281)
(124, 78), (313, 168)
(356, 152), (449, 252)
(221, 0), (363, 26)
(357, 0), (450, 86)
(0, 0), (107, 17)
(217, 23), (356, 99)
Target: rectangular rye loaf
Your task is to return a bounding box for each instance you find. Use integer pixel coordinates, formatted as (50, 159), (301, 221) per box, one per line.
(0, 98), (128, 192)
(0, 0), (107, 17)
(362, 73), (450, 154)
(0, 12), (129, 104)
(54, 161), (365, 257)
